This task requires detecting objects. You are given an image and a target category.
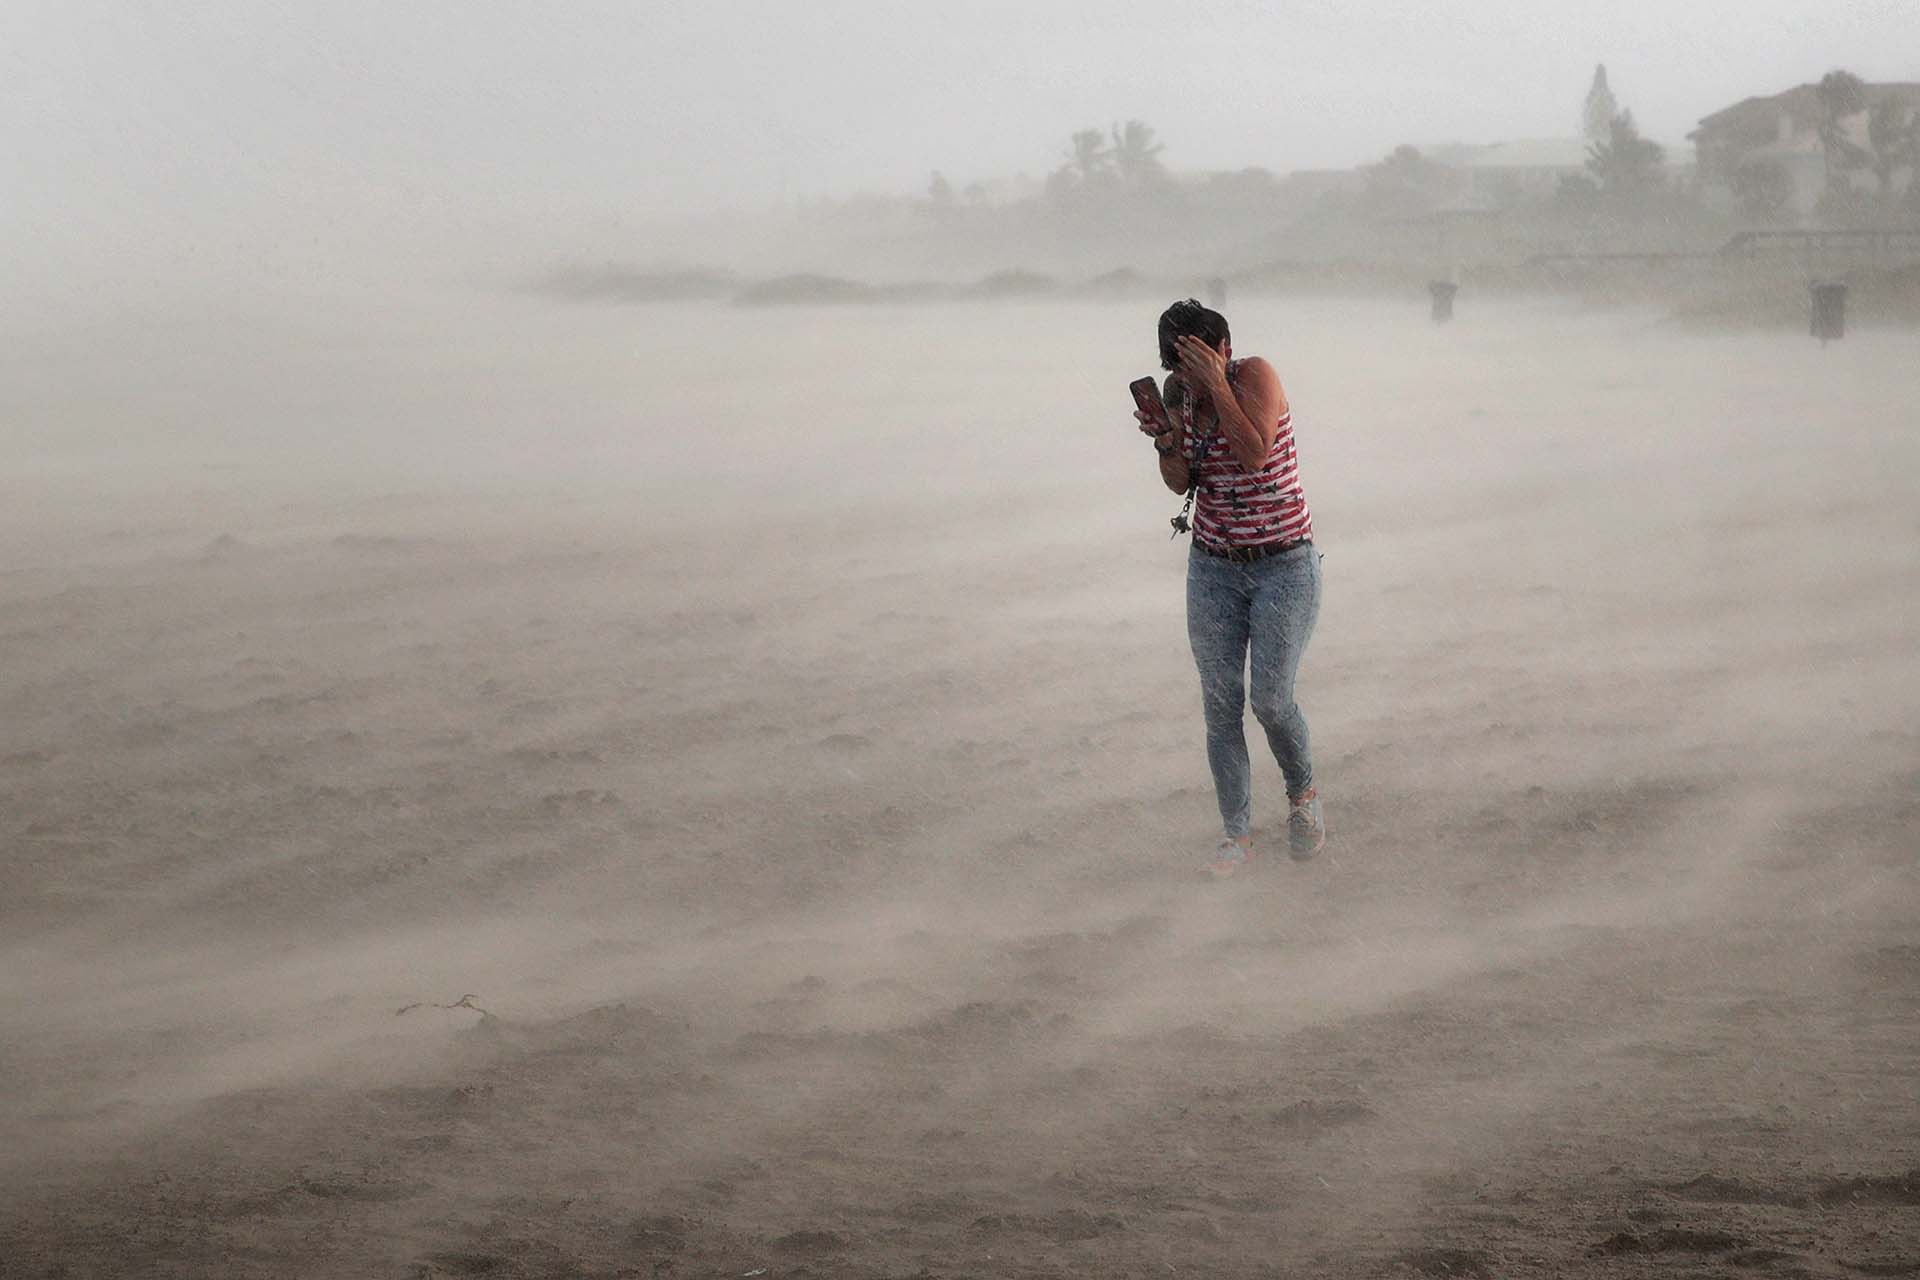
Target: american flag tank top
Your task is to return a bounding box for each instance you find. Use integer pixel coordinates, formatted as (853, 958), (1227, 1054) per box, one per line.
(1178, 363), (1314, 552)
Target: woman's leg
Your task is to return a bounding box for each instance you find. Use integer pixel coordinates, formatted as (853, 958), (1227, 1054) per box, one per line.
(1187, 551), (1254, 838)
(1246, 546), (1323, 799)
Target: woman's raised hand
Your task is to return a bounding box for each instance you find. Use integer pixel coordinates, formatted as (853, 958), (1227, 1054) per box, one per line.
(1175, 335), (1230, 396)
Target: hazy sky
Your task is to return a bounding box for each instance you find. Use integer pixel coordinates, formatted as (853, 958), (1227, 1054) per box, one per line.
(5, 1), (1915, 298)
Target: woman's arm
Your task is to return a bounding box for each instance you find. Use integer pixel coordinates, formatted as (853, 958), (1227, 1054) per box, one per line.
(1175, 340), (1288, 472)
(1137, 411), (1188, 493)
(1140, 372), (1189, 493)
(1155, 432), (1189, 493)
(1221, 359), (1286, 470)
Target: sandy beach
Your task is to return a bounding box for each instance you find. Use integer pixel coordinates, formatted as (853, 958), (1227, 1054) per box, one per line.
(2, 293), (1917, 1278)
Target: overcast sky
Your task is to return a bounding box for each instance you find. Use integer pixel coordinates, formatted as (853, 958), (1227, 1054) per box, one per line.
(4, 1), (1915, 298)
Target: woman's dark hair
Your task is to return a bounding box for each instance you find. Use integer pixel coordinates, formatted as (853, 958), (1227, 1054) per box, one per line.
(1158, 299), (1230, 372)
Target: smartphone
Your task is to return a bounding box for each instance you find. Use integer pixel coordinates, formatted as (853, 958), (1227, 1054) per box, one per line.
(1130, 376), (1171, 432)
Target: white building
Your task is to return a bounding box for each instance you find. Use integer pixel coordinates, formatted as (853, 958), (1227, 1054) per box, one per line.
(1690, 82), (1920, 217)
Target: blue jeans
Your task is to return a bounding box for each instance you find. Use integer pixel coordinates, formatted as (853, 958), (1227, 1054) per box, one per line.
(1186, 542), (1322, 838)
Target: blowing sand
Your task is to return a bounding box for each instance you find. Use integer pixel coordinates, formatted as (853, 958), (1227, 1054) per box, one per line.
(1, 294), (1916, 1277)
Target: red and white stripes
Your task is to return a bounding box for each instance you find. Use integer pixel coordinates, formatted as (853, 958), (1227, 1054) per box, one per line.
(1189, 409), (1314, 552)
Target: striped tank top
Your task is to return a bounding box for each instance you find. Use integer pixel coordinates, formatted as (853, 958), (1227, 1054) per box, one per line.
(1177, 362), (1314, 552)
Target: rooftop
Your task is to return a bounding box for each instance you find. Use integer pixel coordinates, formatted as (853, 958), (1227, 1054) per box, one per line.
(1691, 81), (1920, 140)
(1459, 138), (1593, 170)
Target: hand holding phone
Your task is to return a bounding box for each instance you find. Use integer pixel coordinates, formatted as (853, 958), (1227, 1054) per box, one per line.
(1130, 376), (1172, 436)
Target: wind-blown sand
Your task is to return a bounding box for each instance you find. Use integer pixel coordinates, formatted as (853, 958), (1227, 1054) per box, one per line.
(2, 294), (1916, 1277)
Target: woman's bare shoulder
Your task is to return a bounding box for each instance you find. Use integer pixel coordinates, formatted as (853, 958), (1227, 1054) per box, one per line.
(1233, 357), (1289, 414)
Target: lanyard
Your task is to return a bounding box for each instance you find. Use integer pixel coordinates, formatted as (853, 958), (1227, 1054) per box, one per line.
(1170, 383), (1208, 538)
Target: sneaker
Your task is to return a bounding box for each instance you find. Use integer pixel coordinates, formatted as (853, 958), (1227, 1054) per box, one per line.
(1206, 836), (1255, 880)
(1287, 789), (1326, 861)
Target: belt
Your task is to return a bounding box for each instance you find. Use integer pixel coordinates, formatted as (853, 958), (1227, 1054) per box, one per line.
(1195, 537), (1310, 563)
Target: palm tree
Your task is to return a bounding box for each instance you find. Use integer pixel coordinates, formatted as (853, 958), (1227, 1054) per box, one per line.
(1866, 97), (1917, 204)
(1814, 69), (1870, 200)
(1109, 120), (1166, 186)
(1067, 129), (1113, 182)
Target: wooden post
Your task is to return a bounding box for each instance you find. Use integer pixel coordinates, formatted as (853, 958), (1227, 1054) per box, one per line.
(1810, 281), (1847, 342)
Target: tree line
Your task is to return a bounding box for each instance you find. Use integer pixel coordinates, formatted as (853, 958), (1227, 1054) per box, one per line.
(908, 67), (1919, 236)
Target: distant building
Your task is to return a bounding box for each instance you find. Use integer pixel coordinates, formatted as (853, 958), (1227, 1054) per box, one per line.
(1285, 167), (1368, 202)
(1450, 138), (1594, 203)
(1690, 81), (1920, 216)
(1418, 136), (1688, 208)
(1288, 130), (1689, 215)
(1291, 141), (1592, 210)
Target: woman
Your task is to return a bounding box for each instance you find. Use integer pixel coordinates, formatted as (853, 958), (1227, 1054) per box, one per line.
(1136, 299), (1324, 878)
